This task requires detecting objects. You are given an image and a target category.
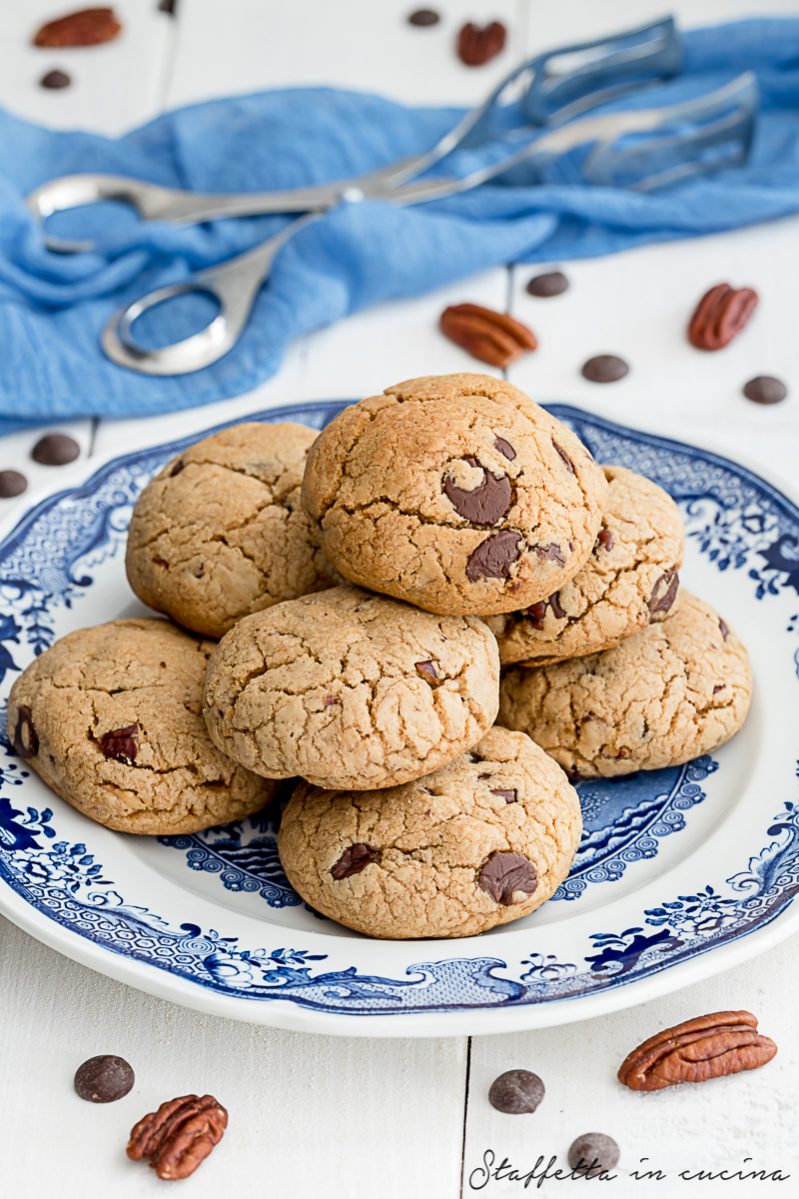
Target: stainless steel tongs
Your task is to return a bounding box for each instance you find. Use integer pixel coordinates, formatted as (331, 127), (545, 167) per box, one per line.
(25, 20), (759, 376)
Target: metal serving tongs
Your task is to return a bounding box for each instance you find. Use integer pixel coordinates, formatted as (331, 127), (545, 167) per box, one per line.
(94, 73), (757, 376)
(28, 17), (682, 256)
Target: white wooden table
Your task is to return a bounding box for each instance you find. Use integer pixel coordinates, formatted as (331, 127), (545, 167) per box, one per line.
(1, 2), (798, 1195)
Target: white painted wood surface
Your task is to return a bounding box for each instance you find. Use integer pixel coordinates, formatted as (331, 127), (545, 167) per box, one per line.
(1, 2), (798, 1196)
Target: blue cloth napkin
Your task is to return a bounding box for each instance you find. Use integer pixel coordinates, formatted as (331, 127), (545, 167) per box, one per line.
(1, 18), (798, 433)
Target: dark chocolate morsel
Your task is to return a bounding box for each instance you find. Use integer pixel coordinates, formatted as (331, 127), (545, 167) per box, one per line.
(40, 69), (71, 89)
(533, 542), (566, 565)
(100, 724), (139, 765)
(0, 469), (28, 498)
(407, 7), (440, 25)
(323, 694), (338, 707)
(490, 787), (518, 804)
(443, 456), (512, 525)
(719, 618), (730, 641)
(568, 1132), (620, 1178)
(31, 432), (80, 466)
(494, 437), (516, 460)
(477, 851), (537, 905)
(596, 527), (613, 552)
(581, 354), (629, 384)
(526, 270), (569, 298)
(548, 591), (566, 620)
(330, 843), (380, 880)
(648, 570), (679, 616)
(74, 1055), (134, 1103)
(13, 705), (39, 759)
(415, 659), (438, 681)
(525, 601), (548, 630)
(466, 531), (522, 582)
(552, 440), (575, 473)
(743, 375), (787, 405)
(169, 458), (185, 476)
(489, 1068), (545, 1113)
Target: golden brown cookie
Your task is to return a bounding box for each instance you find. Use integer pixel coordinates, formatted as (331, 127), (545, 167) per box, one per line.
(301, 374), (608, 616)
(126, 422), (336, 639)
(486, 466), (684, 665)
(278, 726), (582, 939)
(7, 619), (276, 834)
(499, 593), (752, 778)
(202, 584), (500, 790)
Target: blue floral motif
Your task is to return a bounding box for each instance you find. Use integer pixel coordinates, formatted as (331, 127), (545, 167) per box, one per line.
(2, 401), (799, 1017)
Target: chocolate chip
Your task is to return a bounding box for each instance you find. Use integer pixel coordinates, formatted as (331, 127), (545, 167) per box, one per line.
(0, 470), (28, 498)
(494, 437), (516, 461)
(743, 375), (787, 405)
(158, 0), (177, 13)
(713, 684), (725, 693)
(466, 531), (522, 582)
(526, 270), (569, 298)
(330, 843), (380, 880)
(31, 432), (80, 466)
(552, 440), (575, 473)
(169, 458), (185, 476)
(100, 724), (138, 765)
(40, 69), (71, 89)
(489, 1069), (545, 1113)
(568, 1132), (620, 1178)
(74, 1055), (134, 1103)
(407, 7), (439, 25)
(581, 355), (629, 384)
(12, 706), (38, 759)
(533, 542), (566, 565)
(443, 456), (512, 525)
(525, 601), (548, 630)
(477, 851), (537, 905)
(549, 591), (566, 620)
(490, 788), (517, 804)
(415, 660), (438, 682)
(719, 618), (730, 640)
(596, 527), (613, 552)
(648, 570), (679, 616)
(323, 694), (338, 707)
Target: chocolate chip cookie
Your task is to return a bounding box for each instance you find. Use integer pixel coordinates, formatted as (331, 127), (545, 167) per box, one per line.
(203, 584), (500, 790)
(486, 466), (684, 665)
(499, 593), (752, 777)
(7, 619), (276, 834)
(301, 374), (608, 616)
(278, 726), (582, 938)
(126, 422), (336, 639)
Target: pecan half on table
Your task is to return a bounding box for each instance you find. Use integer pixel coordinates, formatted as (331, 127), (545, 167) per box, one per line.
(127, 1093), (228, 1181)
(687, 282), (758, 350)
(457, 21), (507, 66)
(33, 7), (122, 47)
(440, 303), (537, 368)
(618, 1010), (777, 1091)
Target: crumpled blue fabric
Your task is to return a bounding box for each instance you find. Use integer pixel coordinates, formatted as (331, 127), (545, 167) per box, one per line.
(1, 18), (798, 433)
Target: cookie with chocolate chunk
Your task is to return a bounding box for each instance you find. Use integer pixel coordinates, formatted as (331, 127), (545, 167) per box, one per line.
(202, 584), (500, 791)
(487, 466), (684, 665)
(278, 726), (581, 938)
(499, 593), (752, 778)
(126, 422), (336, 639)
(7, 619), (275, 833)
(301, 374), (607, 616)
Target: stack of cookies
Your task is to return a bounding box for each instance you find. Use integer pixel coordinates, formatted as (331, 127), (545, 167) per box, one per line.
(7, 375), (752, 941)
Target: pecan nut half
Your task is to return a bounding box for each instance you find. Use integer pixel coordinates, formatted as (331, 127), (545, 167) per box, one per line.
(457, 21), (507, 67)
(127, 1094), (227, 1181)
(33, 7), (122, 47)
(687, 283), (758, 350)
(440, 303), (537, 368)
(618, 1010), (777, 1092)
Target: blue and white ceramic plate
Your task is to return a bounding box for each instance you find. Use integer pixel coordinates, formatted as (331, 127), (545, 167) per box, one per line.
(1, 400), (798, 1037)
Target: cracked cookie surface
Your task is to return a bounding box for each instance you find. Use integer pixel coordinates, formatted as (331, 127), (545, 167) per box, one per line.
(487, 466), (684, 665)
(7, 619), (276, 834)
(301, 374), (608, 616)
(499, 593), (752, 777)
(126, 422), (336, 639)
(202, 584), (500, 790)
(278, 726), (582, 938)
